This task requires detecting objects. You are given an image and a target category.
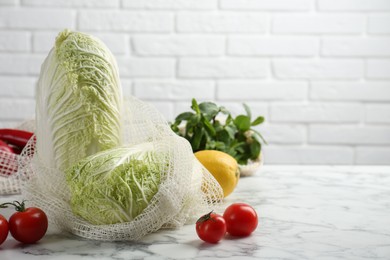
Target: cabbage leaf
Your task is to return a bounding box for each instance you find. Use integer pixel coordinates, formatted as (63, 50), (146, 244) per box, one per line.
(66, 143), (166, 225)
(35, 29), (122, 171)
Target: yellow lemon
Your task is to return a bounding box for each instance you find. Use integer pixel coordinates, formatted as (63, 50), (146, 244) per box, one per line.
(195, 150), (240, 198)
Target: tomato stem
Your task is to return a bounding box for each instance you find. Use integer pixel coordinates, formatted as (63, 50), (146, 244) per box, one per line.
(0, 200), (26, 212)
(196, 211), (214, 223)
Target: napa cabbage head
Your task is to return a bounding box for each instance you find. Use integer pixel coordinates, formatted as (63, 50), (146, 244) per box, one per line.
(66, 142), (167, 225)
(35, 29), (122, 171)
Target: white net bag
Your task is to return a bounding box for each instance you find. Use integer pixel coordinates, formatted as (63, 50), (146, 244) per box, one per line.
(17, 96), (223, 241)
(0, 151), (20, 194)
(0, 120), (35, 195)
(3, 30), (223, 241)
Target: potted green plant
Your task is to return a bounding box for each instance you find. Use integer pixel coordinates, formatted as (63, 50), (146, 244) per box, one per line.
(170, 99), (267, 176)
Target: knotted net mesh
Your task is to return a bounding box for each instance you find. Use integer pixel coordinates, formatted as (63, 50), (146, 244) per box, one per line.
(0, 29), (224, 241)
(0, 120), (34, 195)
(1, 97), (223, 241)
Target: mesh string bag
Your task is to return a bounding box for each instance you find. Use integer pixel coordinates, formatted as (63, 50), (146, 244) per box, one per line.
(0, 120), (35, 195)
(4, 30), (224, 240)
(18, 97), (223, 241)
(0, 151), (20, 194)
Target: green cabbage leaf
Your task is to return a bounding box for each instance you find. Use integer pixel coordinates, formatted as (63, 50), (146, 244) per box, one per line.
(66, 142), (167, 225)
(35, 29), (122, 171)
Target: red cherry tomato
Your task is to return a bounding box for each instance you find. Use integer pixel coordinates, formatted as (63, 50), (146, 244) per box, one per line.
(196, 211), (226, 243)
(223, 203), (258, 237)
(2, 201), (48, 244)
(0, 214), (9, 245)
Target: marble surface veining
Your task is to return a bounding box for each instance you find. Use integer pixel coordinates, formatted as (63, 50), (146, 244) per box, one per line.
(0, 166), (389, 260)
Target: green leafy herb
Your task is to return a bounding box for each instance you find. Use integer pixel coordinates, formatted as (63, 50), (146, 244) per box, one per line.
(170, 99), (267, 165)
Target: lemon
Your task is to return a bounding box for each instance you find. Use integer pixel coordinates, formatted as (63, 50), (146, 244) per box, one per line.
(195, 150), (240, 198)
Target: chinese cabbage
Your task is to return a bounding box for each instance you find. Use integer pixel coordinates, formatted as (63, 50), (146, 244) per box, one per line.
(66, 142), (166, 225)
(35, 29), (122, 171)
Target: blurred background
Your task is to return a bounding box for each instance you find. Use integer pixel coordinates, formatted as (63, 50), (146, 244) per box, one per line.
(0, 0), (389, 165)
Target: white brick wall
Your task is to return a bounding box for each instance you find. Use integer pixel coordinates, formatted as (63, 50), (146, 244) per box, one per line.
(0, 0), (389, 165)
(322, 37), (390, 57)
(78, 11), (174, 32)
(311, 81), (390, 101)
(367, 59), (390, 79)
(368, 14), (390, 34)
(220, 0), (312, 11)
(177, 12), (268, 33)
(217, 81), (308, 100)
(272, 14), (365, 34)
(0, 31), (30, 52)
(133, 35), (225, 56)
(0, 8), (75, 29)
(273, 59), (364, 79)
(318, 0), (390, 11)
(178, 58), (269, 78)
(228, 36), (319, 56)
(309, 125), (390, 145)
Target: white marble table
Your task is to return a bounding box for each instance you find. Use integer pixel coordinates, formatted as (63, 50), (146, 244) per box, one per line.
(0, 166), (389, 260)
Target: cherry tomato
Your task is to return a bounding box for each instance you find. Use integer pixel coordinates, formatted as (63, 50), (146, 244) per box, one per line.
(0, 214), (9, 245)
(223, 203), (258, 237)
(196, 211), (226, 243)
(2, 201), (48, 244)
